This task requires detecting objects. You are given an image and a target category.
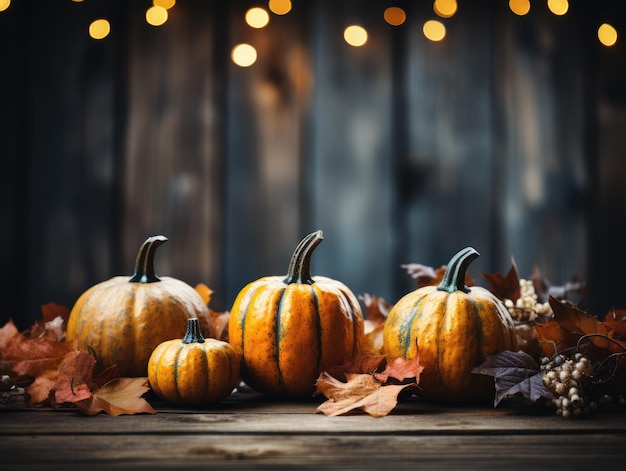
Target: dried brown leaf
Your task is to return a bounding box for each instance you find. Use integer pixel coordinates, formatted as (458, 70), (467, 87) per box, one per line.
(78, 377), (156, 416)
(315, 372), (414, 418)
(323, 354), (386, 382)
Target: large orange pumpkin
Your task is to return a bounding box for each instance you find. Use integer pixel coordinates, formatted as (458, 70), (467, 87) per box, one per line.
(228, 230), (364, 398)
(66, 235), (214, 377)
(383, 247), (518, 403)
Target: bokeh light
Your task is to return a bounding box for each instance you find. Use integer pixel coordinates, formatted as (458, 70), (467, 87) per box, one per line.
(384, 7), (406, 27)
(547, 0), (569, 16)
(509, 0), (530, 16)
(89, 19), (110, 40)
(0, 0), (10, 12)
(232, 43), (258, 67)
(423, 20), (446, 41)
(433, 0), (457, 18)
(146, 5), (168, 26)
(246, 7), (270, 29)
(598, 23), (618, 47)
(344, 25), (368, 47)
(268, 0), (292, 16)
(154, 0), (176, 9)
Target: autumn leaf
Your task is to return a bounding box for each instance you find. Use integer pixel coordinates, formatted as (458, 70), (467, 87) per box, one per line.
(472, 350), (555, 407)
(532, 265), (587, 304)
(0, 319), (19, 354)
(374, 355), (424, 384)
(603, 309), (626, 341)
(196, 283), (230, 341)
(50, 351), (97, 406)
(402, 263), (474, 289)
(400, 263), (439, 288)
(78, 377), (156, 416)
(324, 354), (386, 382)
(359, 294), (391, 354)
(314, 372), (415, 418)
(315, 355), (421, 417)
(481, 257), (520, 302)
(0, 324), (79, 406)
(549, 296), (626, 353)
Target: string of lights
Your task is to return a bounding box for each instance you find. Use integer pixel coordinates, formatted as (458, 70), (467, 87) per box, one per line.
(0, 0), (619, 65)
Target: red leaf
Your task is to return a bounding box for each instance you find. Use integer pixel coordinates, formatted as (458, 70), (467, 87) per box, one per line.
(50, 351), (97, 406)
(481, 257), (520, 301)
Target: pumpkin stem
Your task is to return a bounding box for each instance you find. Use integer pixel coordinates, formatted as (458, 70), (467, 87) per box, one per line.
(182, 318), (205, 344)
(437, 247), (479, 294)
(283, 230), (324, 285)
(128, 235), (168, 284)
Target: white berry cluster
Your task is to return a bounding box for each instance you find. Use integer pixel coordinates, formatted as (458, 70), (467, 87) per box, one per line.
(541, 353), (596, 417)
(504, 278), (552, 323)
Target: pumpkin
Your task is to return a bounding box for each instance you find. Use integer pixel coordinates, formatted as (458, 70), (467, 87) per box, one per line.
(148, 318), (240, 404)
(66, 235), (214, 377)
(383, 247), (518, 403)
(228, 230), (364, 398)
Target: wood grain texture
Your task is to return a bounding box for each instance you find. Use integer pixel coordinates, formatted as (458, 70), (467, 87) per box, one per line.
(2, 398), (626, 470)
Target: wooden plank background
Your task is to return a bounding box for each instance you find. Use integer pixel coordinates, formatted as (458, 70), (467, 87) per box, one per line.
(2, 0), (626, 328)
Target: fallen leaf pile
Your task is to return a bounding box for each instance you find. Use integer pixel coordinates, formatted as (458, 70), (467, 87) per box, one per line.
(0, 303), (154, 415)
(314, 354), (423, 417)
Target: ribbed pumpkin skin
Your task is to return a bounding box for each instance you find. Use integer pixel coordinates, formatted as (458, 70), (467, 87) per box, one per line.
(67, 276), (213, 377)
(148, 332), (240, 405)
(228, 231), (364, 398)
(230, 275), (363, 397)
(383, 248), (517, 404)
(66, 236), (214, 378)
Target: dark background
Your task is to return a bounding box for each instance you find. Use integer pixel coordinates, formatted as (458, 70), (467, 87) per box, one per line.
(2, 0), (625, 330)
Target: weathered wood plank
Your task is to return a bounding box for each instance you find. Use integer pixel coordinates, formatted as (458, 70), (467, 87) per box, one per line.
(3, 433), (626, 470)
(2, 401), (625, 435)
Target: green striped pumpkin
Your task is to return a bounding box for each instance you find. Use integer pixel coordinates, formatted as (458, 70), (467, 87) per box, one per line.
(228, 230), (364, 398)
(383, 247), (518, 403)
(147, 318), (240, 405)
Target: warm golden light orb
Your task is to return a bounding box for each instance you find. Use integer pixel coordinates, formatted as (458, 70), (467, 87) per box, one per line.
(547, 0), (569, 16)
(232, 43), (258, 67)
(384, 7), (406, 26)
(154, 0), (176, 9)
(434, 0), (457, 18)
(423, 20), (446, 42)
(598, 23), (618, 47)
(146, 6), (168, 26)
(89, 19), (111, 40)
(268, 0), (292, 15)
(0, 0), (11, 12)
(509, 0), (530, 16)
(344, 25), (368, 47)
(246, 7), (270, 28)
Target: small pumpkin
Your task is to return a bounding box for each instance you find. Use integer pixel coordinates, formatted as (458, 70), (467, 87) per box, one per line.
(148, 318), (240, 405)
(66, 235), (214, 377)
(228, 230), (364, 398)
(383, 247), (518, 403)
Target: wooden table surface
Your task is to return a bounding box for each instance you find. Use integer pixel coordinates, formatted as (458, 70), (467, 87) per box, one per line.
(2, 389), (626, 471)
